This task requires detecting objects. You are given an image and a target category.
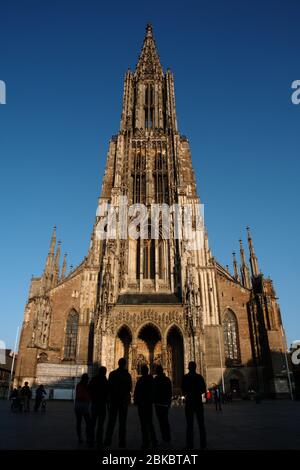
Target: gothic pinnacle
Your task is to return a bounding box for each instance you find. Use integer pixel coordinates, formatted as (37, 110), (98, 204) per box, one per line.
(232, 252), (240, 282)
(54, 240), (61, 267)
(61, 253), (67, 280)
(246, 226), (260, 277)
(49, 225), (57, 255)
(239, 238), (251, 289)
(52, 240), (61, 286)
(239, 239), (247, 265)
(44, 225), (57, 278)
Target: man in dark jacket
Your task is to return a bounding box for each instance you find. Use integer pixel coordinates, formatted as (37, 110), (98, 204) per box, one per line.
(134, 364), (157, 449)
(34, 384), (47, 411)
(181, 361), (207, 450)
(21, 382), (32, 412)
(104, 358), (132, 448)
(153, 365), (172, 443)
(89, 366), (108, 448)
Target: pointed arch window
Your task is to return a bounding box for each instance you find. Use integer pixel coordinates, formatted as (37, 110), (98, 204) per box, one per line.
(64, 310), (79, 360)
(132, 143), (146, 204)
(144, 84), (154, 129)
(223, 310), (240, 365)
(153, 146), (169, 204)
(158, 240), (164, 279)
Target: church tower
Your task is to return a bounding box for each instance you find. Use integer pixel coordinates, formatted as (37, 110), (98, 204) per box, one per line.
(88, 24), (220, 391)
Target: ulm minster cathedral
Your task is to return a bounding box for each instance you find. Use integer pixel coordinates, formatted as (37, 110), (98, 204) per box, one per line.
(16, 25), (289, 397)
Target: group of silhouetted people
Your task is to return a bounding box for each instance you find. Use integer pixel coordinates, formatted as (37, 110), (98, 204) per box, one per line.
(75, 358), (207, 450)
(10, 382), (47, 412)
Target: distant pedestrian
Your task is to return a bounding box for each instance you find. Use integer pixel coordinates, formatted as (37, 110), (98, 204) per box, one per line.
(34, 385), (47, 411)
(89, 366), (108, 448)
(208, 390), (213, 403)
(153, 365), (172, 444)
(21, 382), (32, 412)
(134, 364), (157, 449)
(104, 358), (132, 448)
(213, 386), (222, 411)
(74, 373), (92, 445)
(182, 361), (207, 450)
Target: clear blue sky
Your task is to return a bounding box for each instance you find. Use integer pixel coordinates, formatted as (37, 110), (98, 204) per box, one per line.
(0, 0), (299, 349)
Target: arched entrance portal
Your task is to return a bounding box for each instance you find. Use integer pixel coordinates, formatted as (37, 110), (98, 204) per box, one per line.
(167, 326), (184, 395)
(115, 325), (132, 369)
(137, 324), (162, 375)
(225, 369), (246, 398)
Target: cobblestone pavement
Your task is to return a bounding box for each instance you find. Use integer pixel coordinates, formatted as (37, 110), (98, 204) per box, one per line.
(1, 399), (300, 450)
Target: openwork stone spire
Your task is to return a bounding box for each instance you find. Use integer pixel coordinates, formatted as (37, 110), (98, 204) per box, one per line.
(135, 24), (163, 80)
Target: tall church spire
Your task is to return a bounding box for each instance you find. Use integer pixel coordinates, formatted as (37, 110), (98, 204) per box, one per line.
(120, 24), (178, 132)
(247, 226), (260, 277)
(135, 24), (163, 80)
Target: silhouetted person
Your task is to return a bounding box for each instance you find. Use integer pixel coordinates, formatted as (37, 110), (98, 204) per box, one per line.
(34, 384), (47, 411)
(89, 366), (108, 448)
(213, 386), (222, 411)
(10, 388), (21, 411)
(17, 386), (22, 410)
(74, 373), (92, 444)
(134, 364), (157, 449)
(182, 361), (207, 450)
(21, 381), (32, 412)
(10, 388), (18, 399)
(104, 358), (132, 448)
(153, 365), (172, 443)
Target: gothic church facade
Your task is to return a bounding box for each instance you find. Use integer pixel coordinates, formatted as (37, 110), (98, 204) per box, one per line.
(15, 25), (289, 397)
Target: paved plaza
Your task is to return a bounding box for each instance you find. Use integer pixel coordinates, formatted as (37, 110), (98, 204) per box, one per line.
(0, 399), (300, 450)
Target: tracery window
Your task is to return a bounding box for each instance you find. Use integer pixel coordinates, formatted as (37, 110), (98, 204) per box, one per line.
(153, 147), (168, 204)
(223, 310), (240, 365)
(64, 310), (79, 360)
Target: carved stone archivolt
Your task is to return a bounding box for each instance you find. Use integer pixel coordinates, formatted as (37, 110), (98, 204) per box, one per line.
(105, 309), (186, 341)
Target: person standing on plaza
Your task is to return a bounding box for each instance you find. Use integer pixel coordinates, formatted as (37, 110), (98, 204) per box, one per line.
(181, 361), (207, 450)
(34, 384), (47, 412)
(21, 381), (32, 412)
(134, 364), (158, 449)
(74, 373), (92, 445)
(104, 358), (132, 448)
(213, 385), (222, 411)
(153, 365), (172, 444)
(89, 366), (109, 448)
